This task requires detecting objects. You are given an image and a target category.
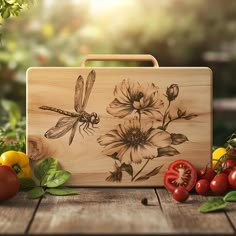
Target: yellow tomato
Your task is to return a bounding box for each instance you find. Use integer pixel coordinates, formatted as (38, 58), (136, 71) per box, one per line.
(212, 147), (227, 169)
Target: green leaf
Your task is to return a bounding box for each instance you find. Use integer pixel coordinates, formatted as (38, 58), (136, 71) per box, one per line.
(223, 191), (236, 202)
(19, 177), (36, 191)
(5, 0), (17, 4)
(199, 197), (227, 213)
(34, 157), (58, 182)
(27, 187), (45, 199)
(1, 99), (21, 128)
(1, 8), (10, 19)
(43, 170), (71, 188)
(46, 187), (78, 196)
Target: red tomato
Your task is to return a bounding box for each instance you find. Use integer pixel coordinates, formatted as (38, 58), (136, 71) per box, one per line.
(164, 159), (197, 192)
(173, 186), (189, 202)
(220, 159), (236, 175)
(228, 170), (236, 190)
(225, 159), (236, 170)
(197, 167), (216, 182)
(227, 148), (236, 158)
(0, 165), (19, 201)
(210, 173), (229, 195)
(195, 179), (210, 195)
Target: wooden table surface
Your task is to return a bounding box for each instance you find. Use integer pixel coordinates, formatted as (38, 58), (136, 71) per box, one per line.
(0, 188), (236, 235)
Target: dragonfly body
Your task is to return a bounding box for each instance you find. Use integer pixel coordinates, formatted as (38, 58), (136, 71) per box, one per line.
(39, 70), (100, 145)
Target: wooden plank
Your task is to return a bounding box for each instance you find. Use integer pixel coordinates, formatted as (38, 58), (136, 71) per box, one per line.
(29, 188), (173, 234)
(226, 203), (236, 231)
(156, 188), (235, 234)
(27, 67), (212, 186)
(0, 192), (39, 235)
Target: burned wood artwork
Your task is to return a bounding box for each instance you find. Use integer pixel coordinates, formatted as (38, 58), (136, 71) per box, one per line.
(39, 70), (100, 145)
(97, 79), (198, 182)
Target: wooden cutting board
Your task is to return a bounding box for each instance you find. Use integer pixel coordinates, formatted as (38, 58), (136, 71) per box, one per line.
(26, 54), (212, 186)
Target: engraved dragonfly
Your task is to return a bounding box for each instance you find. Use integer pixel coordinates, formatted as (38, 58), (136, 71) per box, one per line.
(39, 70), (100, 145)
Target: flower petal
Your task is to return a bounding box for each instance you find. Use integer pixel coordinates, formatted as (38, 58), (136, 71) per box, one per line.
(130, 146), (143, 164)
(152, 98), (164, 109)
(141, 108), (163, 121)
(121, 147), (132, 164)
(139, 144), (157, 159)
(107, 99), (133, 118)
(97, 131), (121, 146)
(148, 129), (172, 147)
(113, 80), (131, 103)
(102, 142), (126, 156)
(116, 145), (129, 161)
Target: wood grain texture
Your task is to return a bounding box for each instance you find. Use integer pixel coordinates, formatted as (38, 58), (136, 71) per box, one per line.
(156, 188), (235, 234)
(28, 188), (171, 234)
(0, 192), (39, 235)
(27, 67), (212, 186)
(226, 203), (236, 231)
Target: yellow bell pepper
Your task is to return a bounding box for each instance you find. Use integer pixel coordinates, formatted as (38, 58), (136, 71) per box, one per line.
(0, 151), (32, 178)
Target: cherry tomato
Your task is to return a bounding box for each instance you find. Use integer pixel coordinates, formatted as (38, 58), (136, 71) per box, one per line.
(197, 167), (216, 182)
(164, 159), (197, 192)
(227, 148), (236, 158)
(173, 186), (189, 202)
(228, 170), (236, 190)
(195, 179), (210, 195)
(210, 173), (229, 195)
(224, 159), (236, 170)
(0, 165), (19, 201)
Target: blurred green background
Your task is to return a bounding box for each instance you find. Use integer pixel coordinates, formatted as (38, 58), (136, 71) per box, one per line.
(0, 0), (235, 147)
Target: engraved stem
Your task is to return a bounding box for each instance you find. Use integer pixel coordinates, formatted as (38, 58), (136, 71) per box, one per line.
(161, 100), (171, 130)
(131, 159), (150, 182)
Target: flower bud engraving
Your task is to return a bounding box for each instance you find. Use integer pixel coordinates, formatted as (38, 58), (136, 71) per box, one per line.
(166, 84), (179, 101)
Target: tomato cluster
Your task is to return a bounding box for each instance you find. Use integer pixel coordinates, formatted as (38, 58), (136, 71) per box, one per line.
(196, 167), (236, 196)
(164, 158), (236, 203)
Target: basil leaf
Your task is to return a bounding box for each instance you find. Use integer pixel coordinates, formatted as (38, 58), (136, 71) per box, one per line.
(34, 158), (58, 182)
(19, 177), (36, 191)
(27, 187), (45, 199)
(46, 187), (78, 196)
(199, 197), (227, 213)
(223, 191), (236, 202)
(43, 170), (71, 188)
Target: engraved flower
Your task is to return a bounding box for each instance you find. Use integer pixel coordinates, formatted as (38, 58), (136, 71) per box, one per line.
(106, 79), (164, 120)
(97, 119), (171, 164)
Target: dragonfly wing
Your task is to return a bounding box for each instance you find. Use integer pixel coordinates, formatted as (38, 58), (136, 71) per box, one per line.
(74, 75), (84, 112)
(69, 119), (80, 145)
(45, 117), (78, 139)
(82, 70), (96, 110)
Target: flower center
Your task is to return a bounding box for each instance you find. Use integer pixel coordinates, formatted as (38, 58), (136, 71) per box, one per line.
(133, 92), (144, 102)
(125, 128), (146, 147)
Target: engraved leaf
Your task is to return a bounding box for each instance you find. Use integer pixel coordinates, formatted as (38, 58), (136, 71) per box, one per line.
(135, 165), (163, 182)
(171, 133), (189, 145)
(121, 163), (133, 177)
(177, 108), (186, 118)
(106, 163), (122, 182)
(183, 113), (198, 120)
(157, 146), (180, 157)
(106, 169), (122, 182)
